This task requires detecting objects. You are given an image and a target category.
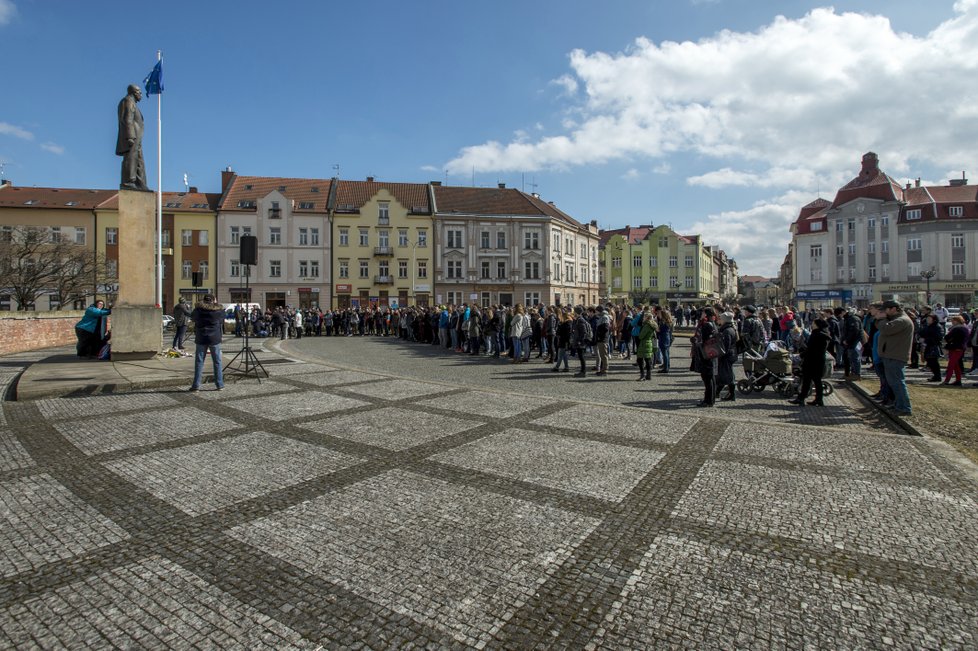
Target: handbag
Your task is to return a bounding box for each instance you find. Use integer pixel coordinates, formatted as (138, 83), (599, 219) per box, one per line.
(701, 336), (725, 360)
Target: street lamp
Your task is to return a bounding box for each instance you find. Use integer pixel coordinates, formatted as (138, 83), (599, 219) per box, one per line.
(921, 266), (937, 305)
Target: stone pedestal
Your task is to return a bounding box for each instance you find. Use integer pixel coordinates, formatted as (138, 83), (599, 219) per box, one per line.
(112, 189), (160, 359)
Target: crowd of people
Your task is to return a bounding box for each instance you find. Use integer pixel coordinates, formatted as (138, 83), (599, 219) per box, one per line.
(216, 300), (978, 413)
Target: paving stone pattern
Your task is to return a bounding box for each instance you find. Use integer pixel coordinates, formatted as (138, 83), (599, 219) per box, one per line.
(1, 337), (977, 649)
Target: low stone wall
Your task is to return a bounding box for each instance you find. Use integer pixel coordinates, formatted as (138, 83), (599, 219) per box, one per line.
(0, 310), (85, 356)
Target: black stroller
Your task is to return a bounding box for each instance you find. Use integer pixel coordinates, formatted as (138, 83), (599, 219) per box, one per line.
(738, 342), (794, 396)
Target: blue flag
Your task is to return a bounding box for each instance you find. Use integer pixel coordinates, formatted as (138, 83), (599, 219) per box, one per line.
(144, 60), (163, 95)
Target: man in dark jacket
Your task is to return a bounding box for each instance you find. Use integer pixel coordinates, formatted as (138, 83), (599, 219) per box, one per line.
(189, 294), (225, 391)
(790, 318), (831, 406)
(836, 307), (863, 380)
(172, 297), (191, 354)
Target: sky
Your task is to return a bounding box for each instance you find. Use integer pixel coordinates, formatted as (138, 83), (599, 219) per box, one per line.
(2, 0), (976, 276)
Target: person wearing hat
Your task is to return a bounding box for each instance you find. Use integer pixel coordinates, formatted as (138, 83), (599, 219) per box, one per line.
(789, 317), (831, 406)
(741, 305), (764, 356)
(189, 294), (225, 392)
(876, 300), (914, 415)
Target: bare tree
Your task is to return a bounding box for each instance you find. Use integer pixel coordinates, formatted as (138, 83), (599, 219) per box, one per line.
(0, 226), (113, 310)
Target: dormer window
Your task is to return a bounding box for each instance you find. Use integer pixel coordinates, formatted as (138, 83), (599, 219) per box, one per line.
(906, 209), (921, 220)
(268, 201), (281, 219)
(949, 206), (964, 217)
(298, 201), (314, 209)
(237, 200), (255, 209)
(810, 221), (823, 231)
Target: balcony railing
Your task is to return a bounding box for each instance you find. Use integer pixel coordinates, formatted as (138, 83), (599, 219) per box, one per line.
(374, 275), (394, 284)
(378, 217), (390, 225)
(373, 246), (394, 256)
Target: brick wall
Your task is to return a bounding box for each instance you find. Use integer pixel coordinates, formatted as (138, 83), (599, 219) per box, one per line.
(0, 311), (86, 356)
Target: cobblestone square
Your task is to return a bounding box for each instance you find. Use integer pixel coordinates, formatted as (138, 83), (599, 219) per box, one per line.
(416, 390), (556, 418)
(0, 429), (32, 472)
(223, 390), (369, 421)
(36, 394), (180, 421)
(531, 403), (696, 444)
(229, 470), (600, 647)
(283, 369), (386, 387)
(431, 428), (666, 502)
(299, 406), (482, 450)
(339, 378), (455, 400)
(104, 431), (361, 516)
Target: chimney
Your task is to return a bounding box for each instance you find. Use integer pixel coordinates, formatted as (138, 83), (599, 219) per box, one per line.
(531, 192), (539, 198)
(188, 186), (198, 194)
(497, 182), (506, 189)
(915, 177), (921, 188)
(906, 182), (911, 190)
(366, 176), (374, 182)
(859, 152), (879, 179)
(221, 166), (235, 193)
(949, 171), (968, 187)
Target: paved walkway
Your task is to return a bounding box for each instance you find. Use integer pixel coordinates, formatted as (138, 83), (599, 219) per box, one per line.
(0, 337), (976, 649)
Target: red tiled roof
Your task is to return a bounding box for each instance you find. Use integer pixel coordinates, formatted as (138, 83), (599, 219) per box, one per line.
(0, 186), (117, 210)
(99, 191), (220, 212)
(334, 180), (430, 214)
(522, 193), (586, 230)
(797, 197), (830, 221)
(830, 153), (903, 209)
(899, 183), (978, 223)
(221, 176), (334, 211)
(433, 186), (588, 231)
(740, 275), (770, 284)
(598, 225), (652, 245)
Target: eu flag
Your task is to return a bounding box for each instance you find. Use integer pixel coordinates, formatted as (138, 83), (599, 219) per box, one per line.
(144, 60), (163, 95)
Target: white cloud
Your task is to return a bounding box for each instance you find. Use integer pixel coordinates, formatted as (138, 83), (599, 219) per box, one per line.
(40, 142), (65, 155)
(445, 3), (978, 182)
(0, 121), (33, 140)
(622, 168), (640, 180)
(551, 74), (578, 96)
(0, 0), (16, 26)
(652, 162), (671, 175)
(420, 164), (439, 172)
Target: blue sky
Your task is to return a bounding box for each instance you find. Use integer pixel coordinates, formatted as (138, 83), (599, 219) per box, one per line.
(1, 0), (975, 275)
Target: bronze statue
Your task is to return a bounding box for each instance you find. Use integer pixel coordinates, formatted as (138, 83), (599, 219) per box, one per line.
(116, 84), (148, 191)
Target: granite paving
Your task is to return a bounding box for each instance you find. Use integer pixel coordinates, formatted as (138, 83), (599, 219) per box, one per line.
(0, 335), (976, 649)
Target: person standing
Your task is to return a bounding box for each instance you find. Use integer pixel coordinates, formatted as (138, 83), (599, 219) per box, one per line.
(716, 312), (739, 401)
(942, 315), (969, 386)
(75, 300), (111, 358)
(692, 308), (719, 407)
(656, 310), (674, 373)
(919, 314), (943, 382)
(571, 306), (591, 377)
(789, 318), (831, 406)
(172, 297), (191, 354)
(189, 294), (225, 392)
(594, 306), (611, 376)
(635, 312), (658, 381)
(876, 300), (914, 415)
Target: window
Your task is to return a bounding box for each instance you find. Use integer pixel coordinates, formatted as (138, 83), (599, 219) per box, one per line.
(378, 202), (390, 224)
(359, 228), (369, 246)
(242, 226), (251, 238)
(810, 221), (823, 231)
(524, 292), (540, 306)
(837, 267), (845, 280)
(496, 232), (506, 249)
(648, 256), (657, 267)
(181, 229), (192, 246)
(881, 215), (889, 226)
(268, 201), (281, 219)
(496, 261), (506, 279)
(446, 229), (462, 248)
(881, 240), (889, 253)
(49, 226), (61, 243)
(553, 231), (561, 253)
(684, 255), (693, 268)
(298, 202), (314, 210)
(580, 264), (587, 282)
(658, 237), (669, 247)
(378, 230), (390, 247)
(882, 263), (889, 278)
(75, 228), (86, 245)
(867, 217), (876, 229)
(810, 267), (822, 282)
(269, 227), (281, 245)
(339, 261), (349, 278)
(162, 230), (171, 247)
(418, 230), (428, 247)
(611, 257), (621, 268)
(270, 260), (281, 277)
(613, 277), (622, 288)
(299, 228), (308, 246)
(198, 231), (208, 246)
(669, 276), (679, 287)
(565, 263), (574, 282)
(868, 266), (876, 279)
(949, 206), (964, 217)
(417, 260), (427, 278)
(848, 243), (856, 255)
(836, 221), (844, 232)
(836, 244), (844, 256)
(565, 237), (573, 253)
(848, 220), (855, 230)
(810, 245), (822, 258)
(481, 260), (490, 279)
(633, 255), (642, 267)
(378, 261), (390, 278)
(447, 260), (462, 279)
(907, 238), (921, 251)
(182, 260), (192, 279)
(299, 260), (308, 277)
(952, 234), (965, 248)
(906, 209), (922, 220)
(669, 256), (678, 268)
(399, 260), (408, 279)
(633, 277), (643, 289)
(907, 262), (920, 277)
(310, 228), (319, 245)
(524, 231), (540, 250)
(650, 276), (658, 287)
(952, 261), (965, 275)
(685, 276), (694, 288)
(359, 260), (369, 278)
(230, 259), (240, 277)
(398, 230), (408, 247)
(106, 228), (118, 245)
(868, 241), (876, 254)
(481, 231), (490, 249)
(199, 261), (208, 280)
(524, 261), (540, 279)
(339, 228), (349, 246)
(581, 243), (587, 258)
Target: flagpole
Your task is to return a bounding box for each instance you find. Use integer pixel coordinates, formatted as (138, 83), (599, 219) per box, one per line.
(156, 50), (163, 309)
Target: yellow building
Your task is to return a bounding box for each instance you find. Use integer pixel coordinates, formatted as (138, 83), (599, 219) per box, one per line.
(96, 190), (219, 310)
(332, 179), (433, 308)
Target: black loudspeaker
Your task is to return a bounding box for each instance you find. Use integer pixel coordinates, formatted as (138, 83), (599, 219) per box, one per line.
(191, 271), (203, 287)
(239, 235), (258, 266)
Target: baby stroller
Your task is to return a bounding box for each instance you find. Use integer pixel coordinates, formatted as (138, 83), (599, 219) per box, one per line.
(738, 341), (794, 396)
(786, 351), (835, 397)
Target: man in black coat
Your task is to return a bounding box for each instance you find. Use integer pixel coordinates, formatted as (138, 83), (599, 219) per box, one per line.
(189, 294), (225, 391)
(789, 318), (830, 406)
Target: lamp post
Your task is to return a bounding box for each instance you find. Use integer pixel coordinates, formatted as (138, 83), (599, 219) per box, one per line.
(921, 266), (936, 305)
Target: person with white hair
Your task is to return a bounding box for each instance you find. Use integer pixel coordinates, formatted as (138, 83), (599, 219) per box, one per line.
(716, 312), (739, 401)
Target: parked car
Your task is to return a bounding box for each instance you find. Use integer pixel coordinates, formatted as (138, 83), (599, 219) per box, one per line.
(162, 314), (174, 330)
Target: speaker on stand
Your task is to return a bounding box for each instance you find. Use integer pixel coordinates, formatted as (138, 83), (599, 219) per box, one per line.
(223, 235), (268, 382)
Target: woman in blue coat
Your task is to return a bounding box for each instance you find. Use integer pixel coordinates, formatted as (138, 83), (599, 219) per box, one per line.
(75, 300), (111, 358)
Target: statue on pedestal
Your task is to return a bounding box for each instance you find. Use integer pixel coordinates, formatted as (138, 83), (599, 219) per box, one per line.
(116, 84), (148, 191)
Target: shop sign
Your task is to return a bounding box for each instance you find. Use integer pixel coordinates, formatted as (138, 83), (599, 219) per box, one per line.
(335, 284), (352, 293)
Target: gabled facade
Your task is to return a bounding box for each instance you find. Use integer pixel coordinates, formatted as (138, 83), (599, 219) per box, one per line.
(331, 179), (432, 309)
(431, 184), (599, 308)
(217, 173), (333, 310)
